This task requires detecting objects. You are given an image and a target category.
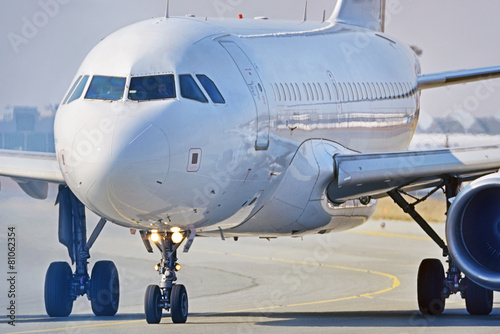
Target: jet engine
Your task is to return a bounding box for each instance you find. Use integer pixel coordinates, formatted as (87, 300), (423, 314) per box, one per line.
(447, 172), (500, 290)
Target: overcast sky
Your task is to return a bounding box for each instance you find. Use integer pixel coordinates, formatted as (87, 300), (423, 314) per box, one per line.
(2, 0), (500, 119)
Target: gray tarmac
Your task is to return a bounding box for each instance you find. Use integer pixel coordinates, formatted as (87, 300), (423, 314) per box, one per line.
(1, 181), (500, 334)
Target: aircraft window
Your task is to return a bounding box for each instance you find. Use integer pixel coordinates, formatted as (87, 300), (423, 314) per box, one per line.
(67, 75), (89, 104)
(274, 83), (281, 101)
(324, 83), (331, 101)
(196, 75), (225, 104)
(374, 83), (380, 99)
(351, 83), (359, 100)
(303, 83), (309, 101)
(360, 83), (367, 100)
(341, 83), (347, 101)
(317, 83), (324, 101)
(347, 83), (354, 101)
(332, 83), (340, 101)
(384, 83), (391, 98)
(129, 75), (176, 101)
(378, 83), (386, 98)
(271, 84), (277, 101)
(280, 83), (286, 102)
(179, 75), (208, 103)
(367, 83), (373, 99)
(289, 83), (297, 101)
(63, 76), (82, 104)
(314, 83), (320, 100)
(285, 83), (292, 101)
(339, 83), (346, 101)
(308, 83), (315, 101)
(295, 83), (301, 101)
(389, 83), (395, 98)
(363, 82), (370, 100)
(85, 76), (126, 101)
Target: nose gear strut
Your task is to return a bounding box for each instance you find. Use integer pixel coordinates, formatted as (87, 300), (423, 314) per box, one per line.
(143, 231), (190, 324)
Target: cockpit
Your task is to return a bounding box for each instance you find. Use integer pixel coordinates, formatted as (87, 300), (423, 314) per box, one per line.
(62, 73), (225, 105)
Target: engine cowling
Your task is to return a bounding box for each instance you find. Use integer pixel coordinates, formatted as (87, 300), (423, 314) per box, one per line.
(447, 173), (500, 290)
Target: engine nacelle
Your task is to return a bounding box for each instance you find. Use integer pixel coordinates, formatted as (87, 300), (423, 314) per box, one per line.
(447, 173), (500, 290)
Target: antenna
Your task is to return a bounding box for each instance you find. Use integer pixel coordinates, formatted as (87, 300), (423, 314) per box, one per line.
(302, 1), (308, 23)
(322, 10), (326, 23)
(165, 0), (170, 18)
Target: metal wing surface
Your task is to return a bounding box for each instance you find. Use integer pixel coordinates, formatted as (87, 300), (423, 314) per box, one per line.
(327, 145), (500, 203)
(0, 150), (64, 199)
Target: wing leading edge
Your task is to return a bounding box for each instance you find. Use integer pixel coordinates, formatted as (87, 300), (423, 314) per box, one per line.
(327, 145), (500, 204)
(0, 150), (64, 199)
(418, 65), (500, 90)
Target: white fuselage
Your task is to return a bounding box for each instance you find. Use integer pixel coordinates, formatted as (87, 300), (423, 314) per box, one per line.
(54, 17), (420, 237)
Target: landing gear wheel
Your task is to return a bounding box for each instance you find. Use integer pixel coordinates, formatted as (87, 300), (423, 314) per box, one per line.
(45, 262), (74, 317)
(170, 284), (188, 323)
(464, 277), (493, 315)
(145, 285), (163, 324)
(90, 261), (120, 316)
(417, 259), (445, 315)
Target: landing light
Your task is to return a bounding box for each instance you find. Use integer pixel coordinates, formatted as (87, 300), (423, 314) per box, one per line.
(175, 264), (181, 271)
(150, 231), (160, 242)
(172, 231), (183, 244)
(170, 227), (181, 233)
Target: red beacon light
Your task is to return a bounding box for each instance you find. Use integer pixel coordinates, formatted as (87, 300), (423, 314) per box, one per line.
(238, 14), (243, 19)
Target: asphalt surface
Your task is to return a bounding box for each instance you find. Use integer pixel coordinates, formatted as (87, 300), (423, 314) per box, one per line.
(1, 181), (500, 334)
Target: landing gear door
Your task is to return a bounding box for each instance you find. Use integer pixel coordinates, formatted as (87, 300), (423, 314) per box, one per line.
(220, 41), (270, 151)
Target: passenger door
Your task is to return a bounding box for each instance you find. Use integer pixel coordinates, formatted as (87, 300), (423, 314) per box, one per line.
(220, 41), (270, 151)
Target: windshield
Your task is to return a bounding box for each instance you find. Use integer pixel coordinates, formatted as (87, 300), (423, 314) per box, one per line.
(85, 76), (126, 101)
(128, 75), (176, 101)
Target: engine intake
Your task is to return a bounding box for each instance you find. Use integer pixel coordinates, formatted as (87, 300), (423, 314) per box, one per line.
(447, 173), (500, 290)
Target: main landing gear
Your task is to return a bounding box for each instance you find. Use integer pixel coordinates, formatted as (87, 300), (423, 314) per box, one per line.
(388, 178), (494, 316)
(141, 229), (194, 324)
(44, 185), (119, 317)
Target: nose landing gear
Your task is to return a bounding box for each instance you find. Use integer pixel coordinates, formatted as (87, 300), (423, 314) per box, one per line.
(142, 230), (192, 324)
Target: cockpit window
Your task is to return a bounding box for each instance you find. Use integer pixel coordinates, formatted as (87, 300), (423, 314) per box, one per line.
(179, 75), (208, 103)
(129, 75), (176, 101)
(63, 76), (82, 104)
(196, 75), (225, 104)
(67, 75), (89, 104)
(85, 76), (126, 101)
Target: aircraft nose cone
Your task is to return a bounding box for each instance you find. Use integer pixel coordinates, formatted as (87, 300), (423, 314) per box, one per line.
(75, 116), (169, 222)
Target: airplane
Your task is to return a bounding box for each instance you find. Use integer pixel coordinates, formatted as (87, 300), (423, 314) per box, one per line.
(3, 0), (500, 324)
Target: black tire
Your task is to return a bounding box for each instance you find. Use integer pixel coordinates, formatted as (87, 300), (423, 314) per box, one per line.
(44, 262), (73, 317)
(417, 259), (446, 315)
(465, 277), (494, 315)
(90, 261), (120, 316)
(170, 284), (188, 324)
(145, 285), (163, 324)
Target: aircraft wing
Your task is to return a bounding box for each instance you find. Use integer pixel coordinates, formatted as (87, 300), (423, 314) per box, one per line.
(327, 145), (500, 203)
(0, 150), (64, 199)
(418, 65), (500, 90)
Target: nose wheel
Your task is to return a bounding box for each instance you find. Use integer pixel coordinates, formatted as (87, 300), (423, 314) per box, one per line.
(143, 231), (191, 324)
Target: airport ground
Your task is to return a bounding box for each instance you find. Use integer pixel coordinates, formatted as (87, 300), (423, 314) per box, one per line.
(1, 181), (500, 334)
